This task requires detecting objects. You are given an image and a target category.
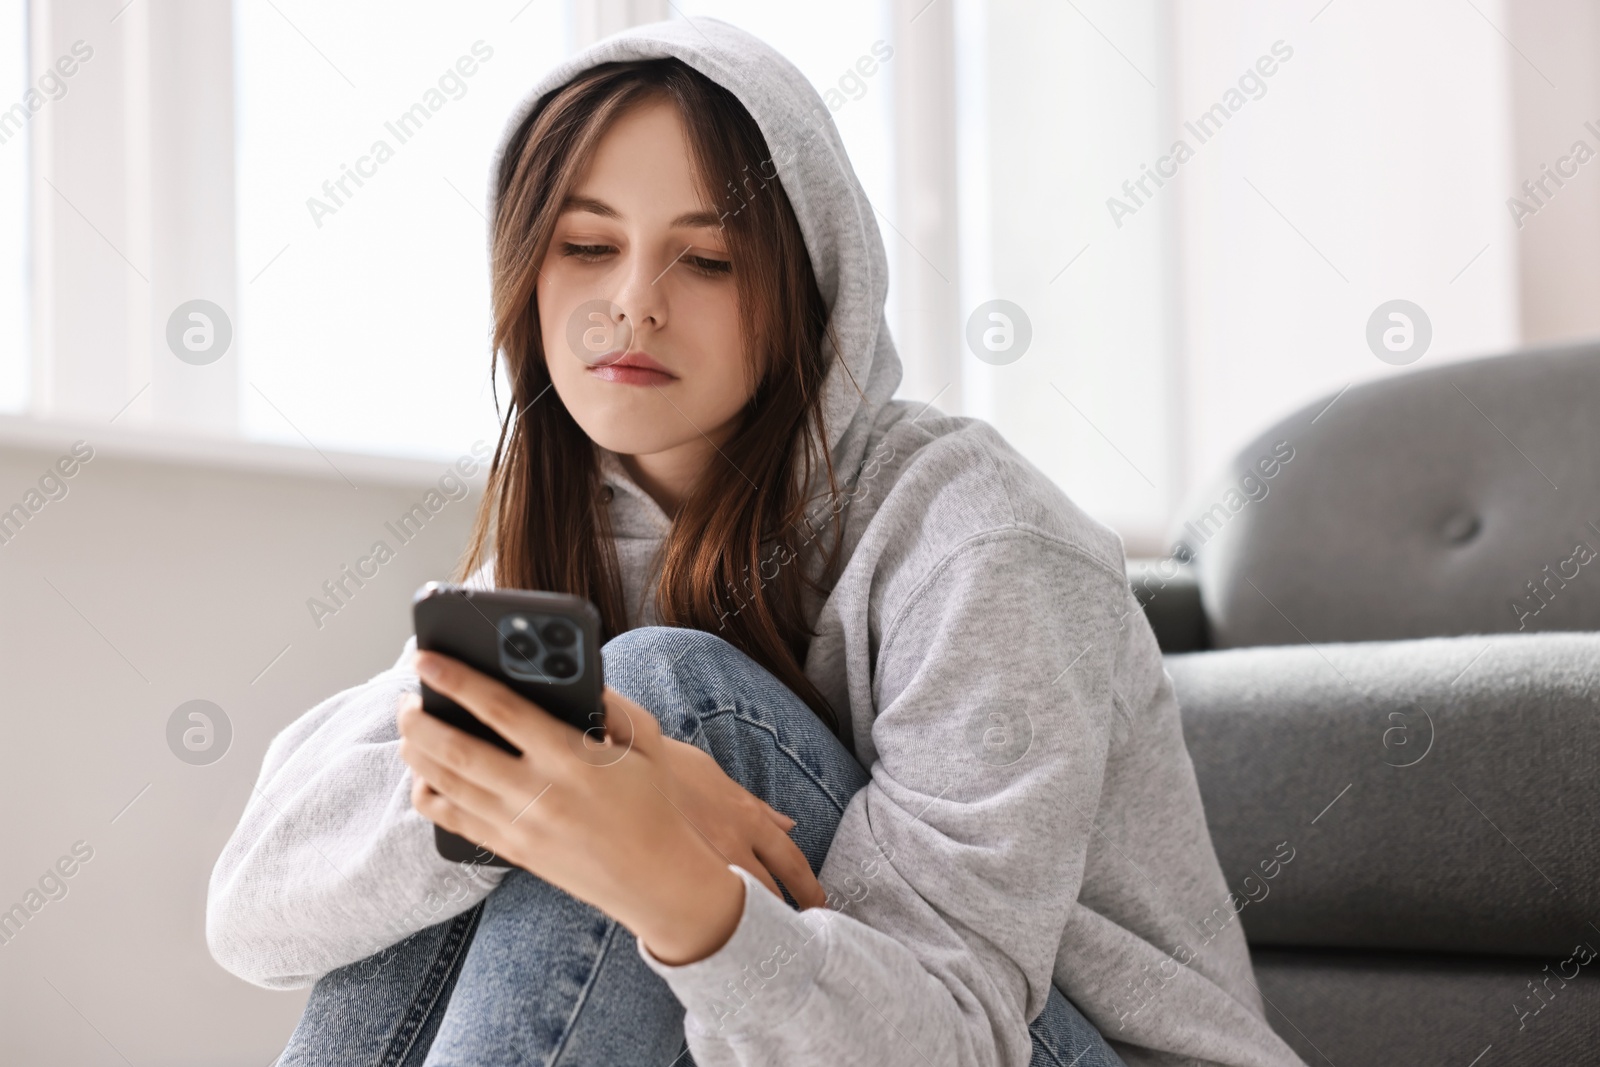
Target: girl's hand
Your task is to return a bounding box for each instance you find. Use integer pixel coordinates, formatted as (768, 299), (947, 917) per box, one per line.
(395, 651), (819, 964)
(651, 733), (825, 909)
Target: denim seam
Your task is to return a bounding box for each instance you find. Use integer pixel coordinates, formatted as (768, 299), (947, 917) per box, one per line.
(700, 704), (856, 815)
(379, 902), (482, 1067)
(546, 916), (623, 1066)
(1030, 1014), (1072, 1067)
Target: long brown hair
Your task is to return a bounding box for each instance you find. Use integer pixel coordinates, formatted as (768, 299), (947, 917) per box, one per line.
(458, 59), (842, 729)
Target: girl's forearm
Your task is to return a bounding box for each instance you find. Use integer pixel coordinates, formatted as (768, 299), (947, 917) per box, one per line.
(632, 861), (746, 966)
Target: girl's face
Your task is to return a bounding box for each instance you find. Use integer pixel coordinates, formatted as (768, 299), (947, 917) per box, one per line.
(537, 98), (754, 467)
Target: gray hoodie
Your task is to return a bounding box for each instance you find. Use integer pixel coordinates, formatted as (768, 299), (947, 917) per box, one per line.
(206, 18), (1304, 1067)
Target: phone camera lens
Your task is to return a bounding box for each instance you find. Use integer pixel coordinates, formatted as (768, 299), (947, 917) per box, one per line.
(541, 621), (576, 648)
(543, 652), (578, 679)
(504, 632), (539, 663)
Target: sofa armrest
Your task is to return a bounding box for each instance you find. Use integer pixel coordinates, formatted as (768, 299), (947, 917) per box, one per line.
(1167, 631), (1600, 958)
(1128, 557), (1209, 653)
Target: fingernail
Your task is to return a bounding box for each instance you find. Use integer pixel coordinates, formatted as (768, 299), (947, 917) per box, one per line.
(415, 653), (441, 682)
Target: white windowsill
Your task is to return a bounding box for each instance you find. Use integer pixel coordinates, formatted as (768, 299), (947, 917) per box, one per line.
(0, 412), (489, 491)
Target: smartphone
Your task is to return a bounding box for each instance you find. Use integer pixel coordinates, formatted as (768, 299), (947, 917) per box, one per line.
(411, 582), (604, 867)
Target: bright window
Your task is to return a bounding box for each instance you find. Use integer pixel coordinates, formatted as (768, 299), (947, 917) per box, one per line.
(0, 0), (27, 413)
(234, 0), (897, 464)
(233, 0), (568, 460)
(6, 0), (1552, 553)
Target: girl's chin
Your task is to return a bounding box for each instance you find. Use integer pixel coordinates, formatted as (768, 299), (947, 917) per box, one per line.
(564, 395), (740, 459)
(574, 422), (700, 460)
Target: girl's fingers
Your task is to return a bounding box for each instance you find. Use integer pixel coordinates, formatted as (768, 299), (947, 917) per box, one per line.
(403, 724), (554, 837)
(755, 828), (825, 909)
(738, 850), (785, 902)
(397, 692), (545, 802)
(761, 801), (796, 831)
(413, 651), (578, 767)
(412, 778), (503, 858)
(401, 740), (517, 825)
(599, 687), (660, 751)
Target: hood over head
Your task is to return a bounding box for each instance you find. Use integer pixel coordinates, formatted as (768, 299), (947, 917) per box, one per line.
(487, 16), (902, 490)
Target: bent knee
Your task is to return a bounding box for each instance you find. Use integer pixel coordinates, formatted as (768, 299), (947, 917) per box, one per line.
(602, 627), (858, 797)
(602, 627), (746, 741)
(602, 626), (735, 666)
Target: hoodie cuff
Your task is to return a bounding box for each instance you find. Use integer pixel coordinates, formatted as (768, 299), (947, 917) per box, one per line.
(636, 865), (835, 1037)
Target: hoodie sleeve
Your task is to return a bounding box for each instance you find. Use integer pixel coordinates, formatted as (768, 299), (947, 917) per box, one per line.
(206, 635), (510, 989)
(637, 530), (1133, 1066)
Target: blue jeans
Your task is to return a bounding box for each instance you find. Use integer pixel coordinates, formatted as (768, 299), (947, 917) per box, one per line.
(278, 627), (1125, 1067)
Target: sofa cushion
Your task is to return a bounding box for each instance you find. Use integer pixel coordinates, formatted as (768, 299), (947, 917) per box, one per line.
(1171, 342), (1600, 649)
(1168, 631), (1600, 957)
(1253, 947), (1600, 1067)
(1128, 558), (1209, 653)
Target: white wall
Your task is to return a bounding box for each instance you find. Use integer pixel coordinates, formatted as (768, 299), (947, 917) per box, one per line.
(1505, 0), (1600, 346)
(0, 0), (26, 412)
(969, 0), (1525, 554)
(1168, 0), (1520, 518)
(0, 431), (477, 1065)
(976, 0), (1179, 551)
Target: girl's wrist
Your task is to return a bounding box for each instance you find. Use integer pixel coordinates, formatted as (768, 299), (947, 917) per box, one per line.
(634, 862), (746, 966)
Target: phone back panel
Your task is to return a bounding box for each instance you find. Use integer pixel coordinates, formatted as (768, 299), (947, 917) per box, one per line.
(411, 584), (604, 866)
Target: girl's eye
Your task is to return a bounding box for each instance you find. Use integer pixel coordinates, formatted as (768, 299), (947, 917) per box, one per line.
(561, 242), (614, 260)
(687, 255), (732, 276)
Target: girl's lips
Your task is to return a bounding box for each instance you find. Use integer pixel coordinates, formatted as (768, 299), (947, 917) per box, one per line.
(587, 364), (676, 386)
(586, 349), (676, 386)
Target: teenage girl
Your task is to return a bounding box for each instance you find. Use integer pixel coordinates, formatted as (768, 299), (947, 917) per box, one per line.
(208, 18), (1304, 1067)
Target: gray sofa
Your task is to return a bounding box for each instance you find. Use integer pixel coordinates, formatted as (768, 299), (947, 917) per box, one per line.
(1130, 341), (1600, 1065)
